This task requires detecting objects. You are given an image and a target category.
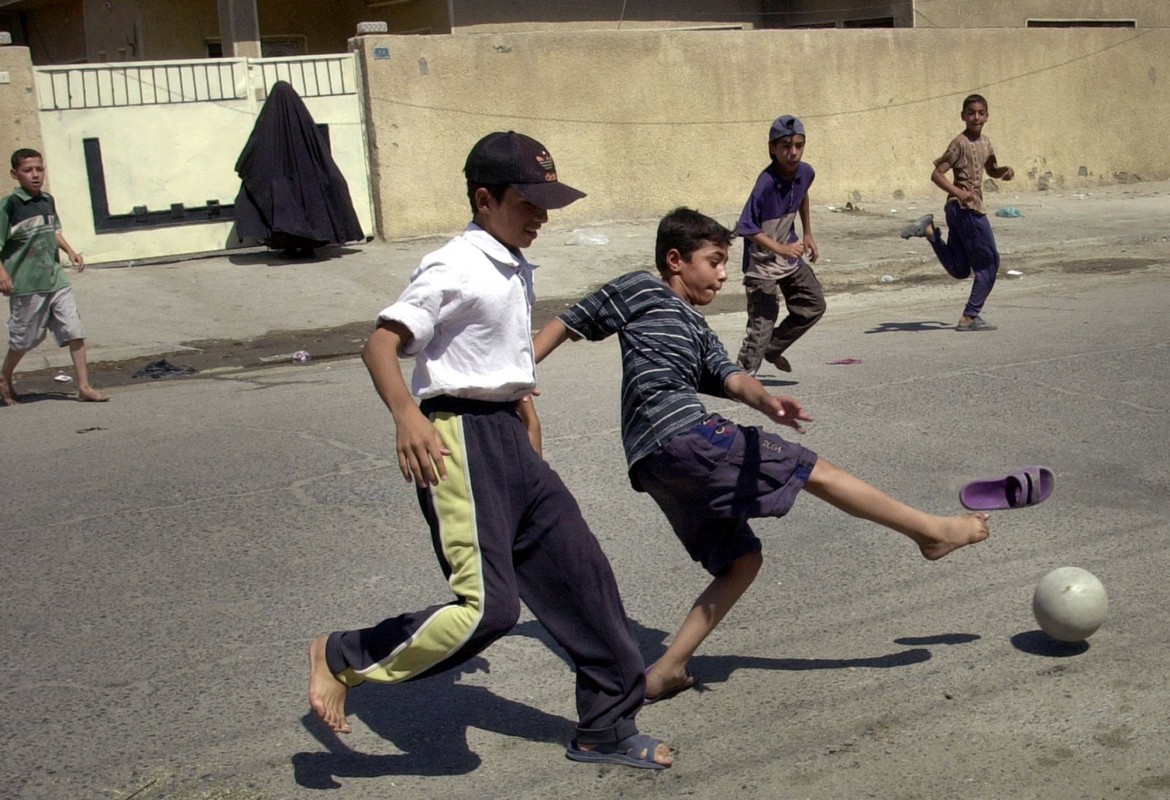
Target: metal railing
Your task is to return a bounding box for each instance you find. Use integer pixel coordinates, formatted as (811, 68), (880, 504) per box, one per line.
(35, 55), (356, 111)
(36, 59), (248, 110)
(254, 55), (356, 98)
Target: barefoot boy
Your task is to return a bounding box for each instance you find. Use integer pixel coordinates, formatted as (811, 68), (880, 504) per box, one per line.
(1, 148), (107, 404)
(534, 207), (989, 704)
(309, 132), (671, 770)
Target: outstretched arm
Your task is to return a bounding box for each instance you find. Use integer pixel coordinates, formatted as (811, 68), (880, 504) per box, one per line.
(362, 321), (450, 486)
(724, 372), (813, 433)
(533, 317), (574, 363)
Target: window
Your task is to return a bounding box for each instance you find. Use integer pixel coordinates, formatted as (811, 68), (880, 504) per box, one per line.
(843, 17), (894, 28)
(1027, 19), (1136, 28)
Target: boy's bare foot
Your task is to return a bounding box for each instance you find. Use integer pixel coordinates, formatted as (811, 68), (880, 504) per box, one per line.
(918, 513), (990, 560)
(644, 662), (696, 703)
(0, 378), (18, 405)
(309, 634), (351, 733)
(78, 386), (109, 402)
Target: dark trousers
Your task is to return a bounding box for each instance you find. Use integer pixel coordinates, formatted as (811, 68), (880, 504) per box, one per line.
(930, 202), (1000, 318)
(326, 399), (645, 745)
(737, 262), (826, 372)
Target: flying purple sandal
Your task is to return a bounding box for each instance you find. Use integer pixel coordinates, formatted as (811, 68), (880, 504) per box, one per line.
(960, 466), (1054, 511)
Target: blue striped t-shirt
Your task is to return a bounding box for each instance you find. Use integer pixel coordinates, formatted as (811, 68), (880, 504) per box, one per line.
(558, 271), (744, 476)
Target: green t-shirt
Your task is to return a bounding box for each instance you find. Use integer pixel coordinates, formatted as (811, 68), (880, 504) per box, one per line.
(0, 187), (69, 296)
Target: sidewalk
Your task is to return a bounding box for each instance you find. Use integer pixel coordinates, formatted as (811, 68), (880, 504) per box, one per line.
(10, 180), (1170, 374)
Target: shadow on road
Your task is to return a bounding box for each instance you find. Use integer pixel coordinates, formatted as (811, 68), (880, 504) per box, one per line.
(1010, 629), (1091, 657)
(291, 655), (571, 789)
(864, 320), (955, 334)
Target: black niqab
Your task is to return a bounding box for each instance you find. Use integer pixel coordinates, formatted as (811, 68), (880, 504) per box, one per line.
(234, 81), (364, 250)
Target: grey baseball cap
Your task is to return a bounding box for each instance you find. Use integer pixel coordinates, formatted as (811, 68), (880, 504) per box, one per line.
(769, 115), (806, 141)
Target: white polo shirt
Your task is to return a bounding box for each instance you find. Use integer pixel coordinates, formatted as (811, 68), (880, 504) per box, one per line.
(377, 224), (537, 402)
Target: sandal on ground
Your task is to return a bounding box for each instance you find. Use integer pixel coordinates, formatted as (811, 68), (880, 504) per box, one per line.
(956, 315), (997, 331)
(960, 465), (1055, 510)
(565, 733), (670, 770)
(765, 352), (793, 372)
(643, 666), (696, 705)
(900, 214), (934, 239)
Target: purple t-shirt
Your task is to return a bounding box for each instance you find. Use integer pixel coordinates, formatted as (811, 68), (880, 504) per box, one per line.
(737, 161), (815, 278)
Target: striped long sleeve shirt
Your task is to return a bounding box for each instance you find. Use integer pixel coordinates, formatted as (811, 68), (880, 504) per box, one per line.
(559, 270), (743, 480)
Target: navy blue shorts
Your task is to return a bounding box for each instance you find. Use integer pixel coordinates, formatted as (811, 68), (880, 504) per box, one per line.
(631, 414), (818, 576)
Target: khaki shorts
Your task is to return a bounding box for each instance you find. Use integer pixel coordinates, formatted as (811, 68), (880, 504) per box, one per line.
(7, 286), (86, 351)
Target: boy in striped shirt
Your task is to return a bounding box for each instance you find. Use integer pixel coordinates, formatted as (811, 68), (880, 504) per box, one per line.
(534, 208), (990, 704)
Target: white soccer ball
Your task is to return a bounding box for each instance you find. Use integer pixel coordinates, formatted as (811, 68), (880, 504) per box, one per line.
(1032, 567), (1108, 642)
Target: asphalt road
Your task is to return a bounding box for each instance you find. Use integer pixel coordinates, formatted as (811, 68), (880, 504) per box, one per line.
(3, 254), (1169, 799)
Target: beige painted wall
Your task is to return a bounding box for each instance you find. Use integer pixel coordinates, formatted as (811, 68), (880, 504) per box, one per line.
(912, 0), (1170, 28)
(354, 27), (1168, 239)
(0, 46), (44, 168)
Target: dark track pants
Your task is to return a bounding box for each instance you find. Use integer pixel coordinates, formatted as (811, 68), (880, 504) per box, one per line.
(325, 398), (645, 744)
(930, 202), (1001, 318)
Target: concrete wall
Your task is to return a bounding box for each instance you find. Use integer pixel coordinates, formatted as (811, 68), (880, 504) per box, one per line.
(0, 46), (45, 169)
(354, 27), (1168, 239)
(15, 1), (87, 64)
(83, 0), (141, 62)
(134, 1), (220, 60)
(912, 0), (1170, 28)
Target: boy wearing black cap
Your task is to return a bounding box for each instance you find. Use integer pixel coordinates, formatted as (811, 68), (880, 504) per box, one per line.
(308, 132), (672, 770)
(735, 115), (824, 374)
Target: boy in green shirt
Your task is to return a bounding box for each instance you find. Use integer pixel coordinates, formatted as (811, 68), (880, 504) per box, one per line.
(0, 148), (107, 404)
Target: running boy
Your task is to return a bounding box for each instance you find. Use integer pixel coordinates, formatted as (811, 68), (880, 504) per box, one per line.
(534, 207), (990, 704)
(1, 148), (107, 404)
(735, 115), (823, 374)
(900, 94), (1014, 331)
(308, 131), (672, 770)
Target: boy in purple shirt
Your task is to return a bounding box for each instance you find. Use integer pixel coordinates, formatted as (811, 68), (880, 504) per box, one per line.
(735, 115), (824, 374)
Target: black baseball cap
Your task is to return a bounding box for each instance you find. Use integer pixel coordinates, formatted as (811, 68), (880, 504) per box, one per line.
(464, 131), (586, 210)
